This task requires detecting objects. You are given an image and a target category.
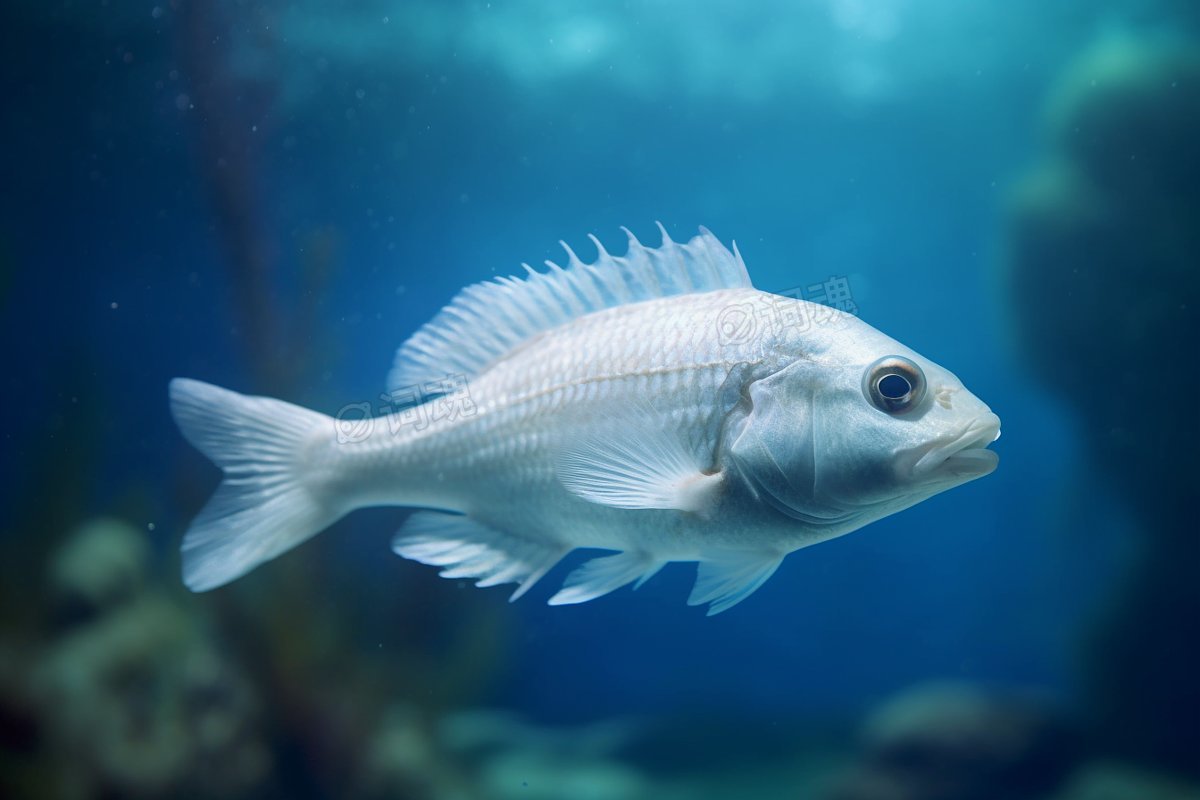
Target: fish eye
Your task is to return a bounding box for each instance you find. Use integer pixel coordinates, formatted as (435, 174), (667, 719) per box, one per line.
(863, 356), (927, 415)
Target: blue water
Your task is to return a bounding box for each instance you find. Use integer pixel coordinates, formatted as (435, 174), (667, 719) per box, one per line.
(3, 0), (1197, 795)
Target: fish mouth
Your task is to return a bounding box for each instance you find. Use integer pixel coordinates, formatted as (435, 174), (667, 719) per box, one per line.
(911, 414), (1002, 483)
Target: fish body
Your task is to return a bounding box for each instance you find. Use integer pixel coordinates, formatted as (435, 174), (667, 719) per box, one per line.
(171, 227), (999, 614)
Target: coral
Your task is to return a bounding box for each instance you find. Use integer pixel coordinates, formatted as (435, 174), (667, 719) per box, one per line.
(33, 597), (268, 799)
(1004, 36), (1200, 777)
(1044, 38), (1200, 204)
(825, 682), (1079, 800)
(361, 704), (649, 800)
(1, 519), (270, 799)
(47, 518), (149, 625)
(1006, 37), (1200, 523)
(1053, 763), (1200, 800)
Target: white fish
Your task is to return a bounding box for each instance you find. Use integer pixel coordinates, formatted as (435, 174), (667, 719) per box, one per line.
(170, 226), (1000, 614)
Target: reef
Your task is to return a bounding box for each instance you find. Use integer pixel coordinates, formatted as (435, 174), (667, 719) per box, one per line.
(1055, 763), (1200, 800)
(0, 519), (269, 799)
(0, 514), (517, 799)
(1005, 36), (1200, 777)
(2, 523), (1195, 799)
(824, 682), (1079, 800)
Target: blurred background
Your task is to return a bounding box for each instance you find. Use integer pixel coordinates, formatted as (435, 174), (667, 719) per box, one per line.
(1, 1), (1197, 798)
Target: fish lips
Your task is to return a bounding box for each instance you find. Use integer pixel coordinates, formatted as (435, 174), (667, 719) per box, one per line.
(910, 414), (1002, 484)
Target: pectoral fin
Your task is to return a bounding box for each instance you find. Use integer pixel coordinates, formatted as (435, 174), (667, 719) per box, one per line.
(689, 552), (784, 615)
(558, 421), (723, 513)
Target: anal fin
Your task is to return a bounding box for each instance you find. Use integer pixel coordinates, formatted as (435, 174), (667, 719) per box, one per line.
(688, 552), (783, 616)
(548, 551), (665, 606)
(392, 512), (567, 601)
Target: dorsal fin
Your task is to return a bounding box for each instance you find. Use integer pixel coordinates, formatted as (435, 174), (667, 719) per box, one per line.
(387, 225), (752, 393)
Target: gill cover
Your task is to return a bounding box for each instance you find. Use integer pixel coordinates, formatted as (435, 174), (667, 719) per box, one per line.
(729, 362), (843, 526)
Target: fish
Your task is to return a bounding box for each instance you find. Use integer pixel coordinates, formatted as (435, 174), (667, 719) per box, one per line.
(169, 225), (1000, 614)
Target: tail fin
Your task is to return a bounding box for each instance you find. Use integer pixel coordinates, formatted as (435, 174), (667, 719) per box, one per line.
(169, 378), (337, 591)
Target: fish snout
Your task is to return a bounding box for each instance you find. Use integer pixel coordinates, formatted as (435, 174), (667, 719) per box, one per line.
(911, 413), (1002, 482)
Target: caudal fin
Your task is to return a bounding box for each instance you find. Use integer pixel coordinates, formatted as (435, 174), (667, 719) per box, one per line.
(169, 378), (337, 591)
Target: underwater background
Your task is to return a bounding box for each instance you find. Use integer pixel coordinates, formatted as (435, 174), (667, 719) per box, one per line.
(1, 0), (1198, 798)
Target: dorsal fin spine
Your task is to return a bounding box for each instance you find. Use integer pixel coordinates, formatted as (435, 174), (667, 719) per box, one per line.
(516, 267), (557, 330)
(559, 243), (606, 309)
(571, 267), (606, 312)
(658, 224), (694, 292)
(493, 279), (537, 332)
(386, 226), (753, 393)
(588, 233), (610, 259)
(695, 228), (723, 286)
(544, 261), (587, 317)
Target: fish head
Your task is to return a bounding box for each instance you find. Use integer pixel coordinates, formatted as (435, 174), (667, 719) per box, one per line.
(727, 316), (1000, 530)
